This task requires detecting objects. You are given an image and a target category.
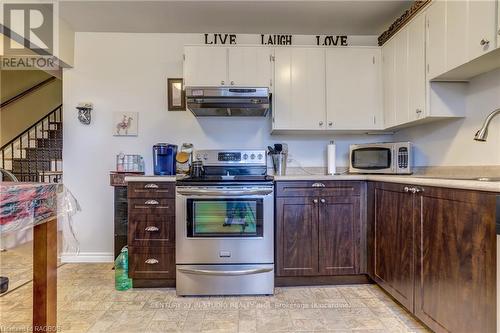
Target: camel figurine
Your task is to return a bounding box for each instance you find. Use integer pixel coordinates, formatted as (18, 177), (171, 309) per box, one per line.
(116, 115), (133, 135)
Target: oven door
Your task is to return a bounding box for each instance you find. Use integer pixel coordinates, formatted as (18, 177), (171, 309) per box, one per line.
(176, 186), (274, 264)
(349, 146), (395, 174)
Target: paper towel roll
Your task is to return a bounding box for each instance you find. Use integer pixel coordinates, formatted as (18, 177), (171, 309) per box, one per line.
(327, 141), (336, 175)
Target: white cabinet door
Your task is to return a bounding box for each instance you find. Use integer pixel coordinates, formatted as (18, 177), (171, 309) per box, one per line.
(273, 48), (326, 130)
(394, 27), (410, 125)
(184, 46), (228, 86)
(408, 14), (427, 122)
(382, 38), (396, 128)
(325, 48), (382, 130)
(446, 0), (469, 71)
(228, 47), (272, 87)
(426, 1), (447, 79)
(468, 0), (497, 60)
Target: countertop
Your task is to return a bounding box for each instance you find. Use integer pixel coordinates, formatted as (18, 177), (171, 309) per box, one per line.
(124, 173), (500, 192)
(274, 174), (500, 193)
(124, 175), (178, 182)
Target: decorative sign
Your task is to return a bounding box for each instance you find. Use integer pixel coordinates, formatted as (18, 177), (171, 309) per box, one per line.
(315, 35), (348, 46)
(201, 34), (355, 46)
(260, 34), (293, 45)
(204, 33), (237, 45)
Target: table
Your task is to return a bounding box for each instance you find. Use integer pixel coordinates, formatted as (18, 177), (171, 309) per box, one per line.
(0, 182), (77, 332)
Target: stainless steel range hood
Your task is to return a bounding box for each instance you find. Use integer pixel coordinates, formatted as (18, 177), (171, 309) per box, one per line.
(186, 87), (270, 117)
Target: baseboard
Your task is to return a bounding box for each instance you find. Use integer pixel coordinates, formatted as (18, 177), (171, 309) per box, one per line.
(275, 274), (373, 287)
(61, 252), (114, 263)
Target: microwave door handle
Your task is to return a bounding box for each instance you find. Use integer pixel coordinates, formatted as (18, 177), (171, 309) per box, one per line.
(392, 147), (396, 172)
(177, 189), (273, 196)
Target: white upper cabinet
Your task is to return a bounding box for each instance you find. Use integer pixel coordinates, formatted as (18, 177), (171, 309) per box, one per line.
(184, 46), (272, 87)
(468, 0), (498, 59)
(382, 38), (396, 128)
(446, 0), (469, 70)
(227, 47), (273, 87)
(382, 12), (431, 129)
(273, 48), (326, 130)
(184, 46), (228, 86)
(326, 48), (382, 130)
(394, 27), (410, 125)
(408, 14), (427, 122)
(426, 1), (447, 79)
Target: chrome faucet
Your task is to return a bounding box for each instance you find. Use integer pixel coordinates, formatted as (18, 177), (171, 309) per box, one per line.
(474, 108), (500, 142)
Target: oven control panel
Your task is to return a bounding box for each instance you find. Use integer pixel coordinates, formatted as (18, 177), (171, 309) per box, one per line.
(195, 149), (267, 165)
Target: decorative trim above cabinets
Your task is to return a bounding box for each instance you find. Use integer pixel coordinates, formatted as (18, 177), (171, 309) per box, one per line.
(378, 0), (431, 46)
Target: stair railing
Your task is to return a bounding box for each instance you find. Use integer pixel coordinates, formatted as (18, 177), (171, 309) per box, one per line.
(0, 105), (63, 183)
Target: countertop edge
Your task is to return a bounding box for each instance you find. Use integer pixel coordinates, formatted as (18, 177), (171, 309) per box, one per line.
(124, 176), (177, 182)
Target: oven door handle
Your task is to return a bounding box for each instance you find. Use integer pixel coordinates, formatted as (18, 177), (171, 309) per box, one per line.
(177, 189), (273, 196)
(177, 267), (273, 276)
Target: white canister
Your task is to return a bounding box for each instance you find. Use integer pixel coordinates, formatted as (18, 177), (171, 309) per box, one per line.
(327, 141), (336, 175)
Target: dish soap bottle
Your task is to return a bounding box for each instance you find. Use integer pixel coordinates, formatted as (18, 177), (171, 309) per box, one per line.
(115, 246), (132, 291)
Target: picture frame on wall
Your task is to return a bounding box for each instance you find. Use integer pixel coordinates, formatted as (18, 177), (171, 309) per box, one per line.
(167, 78), (185, 111)
(113, 112), (138, 136)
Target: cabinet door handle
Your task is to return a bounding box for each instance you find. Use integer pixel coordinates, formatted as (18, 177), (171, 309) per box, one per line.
(328, 121), (333, 127)
(404, 186), (410, 193)
(480, 39), (490, 46)
(144, 200), (159, 205)
(144, 183), (159, 189)
(145, 226), (159, 232)
(312, 182), (326, 188)
(410, 187), (423, 194)
(221, 80), (225, 85)
(230, 81), (235, 85)
(145, 258), (159, 265)
(416, 109), (422, 114)
(319, 121), (324, 126)
(320, 198), (326, 203)
(313, 199), (318, 204)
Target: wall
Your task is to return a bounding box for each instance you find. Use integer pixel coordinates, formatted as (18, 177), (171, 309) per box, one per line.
(62, 32), (391, 261)
(0, 71), (62, 145)
(394, 68), (500, 166)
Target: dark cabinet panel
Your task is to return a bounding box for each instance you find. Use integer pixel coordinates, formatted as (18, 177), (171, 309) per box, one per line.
(128, 215), (175, 247)
(276, 197), (318, 276)
(372, 183), (415, 311)
(276, 181), (361, 197)
(415, 187), (496, 333)
(129, 246), (175, 279)
(319, 196), (360, 275)
(114, 186), (128, 259)
(128, 182), (175, 199)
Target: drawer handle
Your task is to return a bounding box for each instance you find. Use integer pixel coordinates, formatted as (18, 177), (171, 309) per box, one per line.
(144, 183), (159, 189)
(145, 258), (159, 265)
(311, 182), (325, 188)
(144, 200), (159, 205)
(145, 226), (159, 232)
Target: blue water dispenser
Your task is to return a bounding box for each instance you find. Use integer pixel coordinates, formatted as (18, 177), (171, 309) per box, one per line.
(153, 143), (177, 175)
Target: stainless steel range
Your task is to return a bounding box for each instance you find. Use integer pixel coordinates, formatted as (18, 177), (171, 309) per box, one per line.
(175, 149), (274, 296)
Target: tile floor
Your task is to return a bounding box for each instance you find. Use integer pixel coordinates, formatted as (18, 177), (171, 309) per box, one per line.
(0, 262), (430, 333)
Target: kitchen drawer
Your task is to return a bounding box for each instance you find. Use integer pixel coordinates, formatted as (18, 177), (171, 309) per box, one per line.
(127, 182), (175, 199)
(129, 216), (175, 247)
(129, 246), (175, 279)
(276, 181), (362, 197)
(128, 198), (175, 215)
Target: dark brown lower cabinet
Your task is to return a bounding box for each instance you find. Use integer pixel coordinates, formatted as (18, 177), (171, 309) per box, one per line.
(415, 186), (496, 333)
(369, 182), (497, 333)
(276, 181), (362, 280)
(371, 183), (415, 311)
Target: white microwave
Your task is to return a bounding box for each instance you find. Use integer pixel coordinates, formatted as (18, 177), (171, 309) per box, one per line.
(349, 142), (412, 174)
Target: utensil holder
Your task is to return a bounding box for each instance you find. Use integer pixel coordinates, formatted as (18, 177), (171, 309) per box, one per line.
(271, 153), (287, 176)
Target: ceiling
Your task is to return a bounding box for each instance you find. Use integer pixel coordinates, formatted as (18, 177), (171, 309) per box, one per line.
(59, 1), (412, 35)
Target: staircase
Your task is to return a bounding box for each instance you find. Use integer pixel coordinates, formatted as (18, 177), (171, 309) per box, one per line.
(0, 105), (63, 183)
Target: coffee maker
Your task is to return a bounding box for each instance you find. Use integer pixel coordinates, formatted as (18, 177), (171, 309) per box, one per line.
(153, 143), (177, 175)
